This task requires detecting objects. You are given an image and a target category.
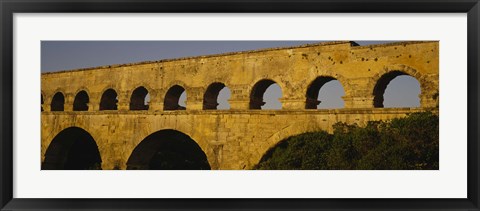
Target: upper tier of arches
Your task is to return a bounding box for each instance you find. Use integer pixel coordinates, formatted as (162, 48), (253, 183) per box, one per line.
(41, 68), (433, 112)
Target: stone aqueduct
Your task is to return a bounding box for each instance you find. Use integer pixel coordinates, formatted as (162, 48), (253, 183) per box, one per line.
(41, 41), (439, 170)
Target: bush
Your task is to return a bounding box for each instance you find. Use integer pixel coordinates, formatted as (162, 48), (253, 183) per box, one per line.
(254, 112), (439, 170)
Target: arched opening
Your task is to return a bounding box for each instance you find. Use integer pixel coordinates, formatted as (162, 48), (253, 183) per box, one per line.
(306, 76), (345, 109)
(373, 71), (421, 108)
(255, 131), (333, 170)
(42, 127), (102, 170)
(73, 91), (89, 111)
(50, 92), (65, 111)
(203, 82), (231, 110)
(130, 86), (149, 110)
(164, 85), (186, 110)
(41, 94), (44, 112)
(127, 129), (210, 170)
(217, 86), (231, 110)
(100, 89), (118, 110)
(250, 79), (282, 110)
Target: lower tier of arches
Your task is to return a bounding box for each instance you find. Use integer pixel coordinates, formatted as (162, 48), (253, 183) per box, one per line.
(41, 108), (435, 170)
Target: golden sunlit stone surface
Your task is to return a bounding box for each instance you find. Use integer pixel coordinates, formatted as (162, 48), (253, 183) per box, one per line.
(41, 41), (439, 170)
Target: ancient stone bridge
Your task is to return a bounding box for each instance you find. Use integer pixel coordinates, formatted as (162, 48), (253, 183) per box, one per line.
(41, 41), (439, 170)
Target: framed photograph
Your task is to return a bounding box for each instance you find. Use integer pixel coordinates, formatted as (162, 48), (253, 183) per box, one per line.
(1, 0), (479, 210)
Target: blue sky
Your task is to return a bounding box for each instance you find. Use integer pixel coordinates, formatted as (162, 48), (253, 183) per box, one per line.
(41, 41), (421, 109)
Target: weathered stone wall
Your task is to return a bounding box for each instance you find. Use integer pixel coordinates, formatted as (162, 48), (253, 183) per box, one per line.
(40, 41), (439, 170)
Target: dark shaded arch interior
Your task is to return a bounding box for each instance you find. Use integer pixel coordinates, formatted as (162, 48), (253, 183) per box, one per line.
(305, 76), (336, 109)
(373, 71), (408, 108)
(126, 129), (210, 170)
(249, 79), (277, 109)
(42, 127), (102, 170)
(164, 85), (186, 110)
(50, 92), (65, 111)
(203, 83), (226, 110)
(130, 86), (149, 110)
(73, 91), (89, 111)
(100, 89), (118, 110)
(41, 94), (44, 111)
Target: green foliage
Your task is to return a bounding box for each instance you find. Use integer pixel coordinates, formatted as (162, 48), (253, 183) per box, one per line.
(254, 112), (439, 170)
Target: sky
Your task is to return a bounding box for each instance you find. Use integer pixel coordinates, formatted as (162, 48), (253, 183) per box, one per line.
(41, 41), (421, 109)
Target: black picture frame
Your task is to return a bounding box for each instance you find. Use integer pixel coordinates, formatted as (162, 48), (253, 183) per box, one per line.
(1, 0), (479, 210)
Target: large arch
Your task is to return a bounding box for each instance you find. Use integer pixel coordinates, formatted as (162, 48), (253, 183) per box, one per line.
(99, 88), (118, 110)
(130, 86), (149, 110)
(42, 127), (102, 170)
(253, 120), (325, 168)
(249, 79), (282, 109)
(126, 129), (210, 170)
(305, 76), (345, 109)
(203, 82), (229, 110)
(73, 90), (89, 111)
(164, 85), (186, 110)
(50, 92), (65, 111)
(255, 129), (332, 170)
(372, 71), (421, 108)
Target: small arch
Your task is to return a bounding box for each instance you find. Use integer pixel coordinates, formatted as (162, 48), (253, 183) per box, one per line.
(164, 85), (186, 110)
(250, 79), (282, 110)
(41, 93), (44, 112)
(203, 82), (231, 110)
(100, 89), (118, 110)
(73, 90), (89, 111)
(126, 129), (210, 170)
(42, 127), (102, 170)
(130, 86), (149, 110)
(50, 92), (65, 111)
(373, 71), (421, 108)
(305, 76), (345, 109)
